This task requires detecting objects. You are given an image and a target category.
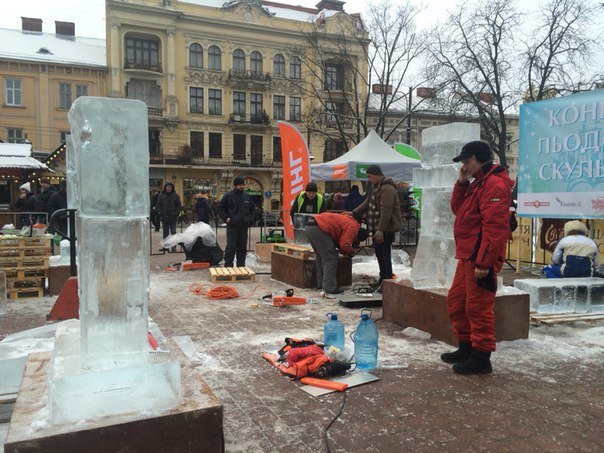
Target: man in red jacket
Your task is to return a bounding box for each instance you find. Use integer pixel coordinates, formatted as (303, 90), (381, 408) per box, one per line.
(441, 141), (514, 375)
(305, 212), (368, 296)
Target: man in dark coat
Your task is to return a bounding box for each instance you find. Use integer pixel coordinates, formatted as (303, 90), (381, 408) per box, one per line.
(47, 181), (68, 237)
(218, 177), (254, 267)
(156, 182), (182, 241)
(195, 191), (213, 224)
(343, 185), (365, 211)
(150, 190), (161, 232)
(13, 182), (38, 227)
(36, 177), (56, 224)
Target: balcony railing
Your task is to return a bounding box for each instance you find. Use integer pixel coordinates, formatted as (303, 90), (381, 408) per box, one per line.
(229, 113), (270, 126)
(227, 70), (271, 90)
(148, 154), (280, 168)
(147, 106), (163, 117)
(124, 60), (162, 73)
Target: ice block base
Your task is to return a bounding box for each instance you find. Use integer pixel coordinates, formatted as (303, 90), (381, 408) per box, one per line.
(411, 235), (458, 289)
(48, 321), (180, 424)
(6, 336), (222, 452)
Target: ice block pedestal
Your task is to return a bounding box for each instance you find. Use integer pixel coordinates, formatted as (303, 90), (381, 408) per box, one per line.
(46, 97), (180, 423)
(410, 123), (480, 289)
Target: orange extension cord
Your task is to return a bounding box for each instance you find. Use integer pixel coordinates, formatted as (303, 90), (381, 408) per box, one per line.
(188, 283), (240, 299)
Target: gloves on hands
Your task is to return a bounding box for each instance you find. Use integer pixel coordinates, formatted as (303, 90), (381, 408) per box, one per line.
(373, 230), (384, 244)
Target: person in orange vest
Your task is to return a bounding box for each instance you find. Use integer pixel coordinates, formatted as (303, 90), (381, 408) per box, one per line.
(290, 182), (326, 223)
(305, 212), (368, 297)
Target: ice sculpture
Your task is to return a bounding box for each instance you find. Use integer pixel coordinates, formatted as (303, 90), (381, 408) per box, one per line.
(411, 123), (480, 289)
(48, 97), (180, 423)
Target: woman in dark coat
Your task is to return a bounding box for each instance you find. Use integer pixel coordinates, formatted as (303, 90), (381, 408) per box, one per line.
(195, 191), (213, 224)
(156, 182), (182, 239)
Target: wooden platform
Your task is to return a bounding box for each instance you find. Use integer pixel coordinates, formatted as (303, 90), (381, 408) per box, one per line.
(272, 243), (313, 260)
(382, 280), (530, 346)
(0, 236), (50, 299)
(530, 311), (604, 325)
(210, 266), (256, 283)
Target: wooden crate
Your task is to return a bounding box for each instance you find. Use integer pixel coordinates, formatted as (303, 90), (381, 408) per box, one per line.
(7, 277), (45, 290)
(209, 267), (256, 283)
(0, 236), (50, 299)
(8, 288), (44, 300)
(271, 252), (352, 289)
(0, 256), (49, 270)
(5, 269), (48, 280)
(271, 243), (313, 260)
(0, 237), (50, 248)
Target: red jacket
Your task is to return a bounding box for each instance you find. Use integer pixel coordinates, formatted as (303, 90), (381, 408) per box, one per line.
(314, 212), (360, 255)
(450, 164), (514, 270)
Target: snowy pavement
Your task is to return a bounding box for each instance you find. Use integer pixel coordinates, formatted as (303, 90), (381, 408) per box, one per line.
(1, 248), (603, 452)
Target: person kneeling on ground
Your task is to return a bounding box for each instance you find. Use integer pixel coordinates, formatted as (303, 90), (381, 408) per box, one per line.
(543, 220), (598, 278)
(304, 212), (368, 297)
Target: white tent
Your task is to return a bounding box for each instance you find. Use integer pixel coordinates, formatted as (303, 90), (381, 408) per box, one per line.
(311, 130), (421, 181)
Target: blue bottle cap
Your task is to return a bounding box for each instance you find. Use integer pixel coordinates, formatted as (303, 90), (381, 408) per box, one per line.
(361, 314), (369, 320)
(330, 314), (338, 321)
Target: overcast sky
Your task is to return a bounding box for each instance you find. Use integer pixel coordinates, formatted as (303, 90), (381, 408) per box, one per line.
(3, 0), (597, 39)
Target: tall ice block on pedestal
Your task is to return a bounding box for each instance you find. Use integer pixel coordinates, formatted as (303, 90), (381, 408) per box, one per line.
(48, 97), (180, 424)
(411, 123), (480, 289)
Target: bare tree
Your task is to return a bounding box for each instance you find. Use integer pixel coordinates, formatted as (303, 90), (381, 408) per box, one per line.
(300, 0), (427, 151)
(425, 0), (520, 168)
(525, 0), (600, 102)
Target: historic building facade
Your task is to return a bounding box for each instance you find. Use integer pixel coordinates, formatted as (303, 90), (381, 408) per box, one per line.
(106, 0), (367, 211)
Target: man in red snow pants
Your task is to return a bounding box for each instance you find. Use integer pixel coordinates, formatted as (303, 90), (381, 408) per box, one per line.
(442, 141), (514, 374)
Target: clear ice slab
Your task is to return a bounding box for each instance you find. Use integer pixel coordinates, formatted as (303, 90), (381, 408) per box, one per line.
(48, 320), (180, 424)
(513, 278), (604, 313)
(411, 235), (458, 289)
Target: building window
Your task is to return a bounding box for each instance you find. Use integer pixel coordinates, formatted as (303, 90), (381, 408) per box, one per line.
(76, 84), (88, 98)
(324, 140), (345, 162)
(125, 36), (160, 70)
(273, 95), (285, 120)
(149, 128), (161, 157)
(126, 79), (162, 108)
(59, 83), (72, 108)
(189, 43), (203, 68)
(190, 131), (204, 158)
(5, 79), (22, 106)
(59, 131), (68, 143)
(273, 54), (285, 77)
(233, 91), (246, 116)
(325, 62), (344, 90)
(250, 93), (263, 119)
(290, 56), (301, 79)
(290, 97), (301, 121)
(190, 87), (203, 114)
(250, 51), (263, 75)
(209, 133), (222, 158)
(273, 136), (281, 162)
(233, 134), (246, 160)
(208, 45), (221, 70)
(325, 102), (343, 124)
(209, 89), (222, 115)
(233, 49), (245, 72)
(7, 128), (24, 144)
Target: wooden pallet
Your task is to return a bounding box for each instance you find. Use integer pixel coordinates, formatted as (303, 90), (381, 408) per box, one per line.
(7, 277), (45, 290)
(0, 256), (49, 268)
(0, 246), (51, 258)
(5, 269), (48, 280)
(531, 311), (604, 325)
(209, 267), (256, 283)
(272, 243), (313, 260)
(0, 236), (50, 248)
(8, 287), (44, 300)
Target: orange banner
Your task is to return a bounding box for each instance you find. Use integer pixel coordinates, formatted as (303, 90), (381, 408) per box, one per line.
(278, 121), (310, 240)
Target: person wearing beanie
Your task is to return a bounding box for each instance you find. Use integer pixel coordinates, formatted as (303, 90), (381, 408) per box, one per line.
(218, 176), (254, 267)
(156, 182), (182, 247)
(47, 180), (68, 237)
(13, 181), (38, 227)
(305, 212), (368, 296)
(35, 177), (57, 223)
(347, 164), (401, 293)
(290, 181), (326, 223)
(440, 140), (514, 375)
(544, 220), (598, 278)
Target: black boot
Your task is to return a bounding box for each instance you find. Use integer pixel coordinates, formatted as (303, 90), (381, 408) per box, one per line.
(440, 341), (473, 364)
(453, 350), (492, 375)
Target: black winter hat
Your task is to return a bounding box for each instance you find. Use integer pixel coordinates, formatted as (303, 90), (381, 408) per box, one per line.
(365, 165), (384, 176)
(305, 182), (318, 192)
(453, 141), (493, 163)
(233, 176), (245, 186)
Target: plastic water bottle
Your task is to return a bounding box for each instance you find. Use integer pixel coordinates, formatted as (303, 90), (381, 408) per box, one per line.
(353, 310), (379, 370)
(323, 313), (345, 351)
(60, 239), (70, 263)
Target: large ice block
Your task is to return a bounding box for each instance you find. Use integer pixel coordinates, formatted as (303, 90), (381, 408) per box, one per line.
(412, 165), (459, 189)
(416, 188), (455, 237)
(65, 134), (77, 210)
(68, 97), (149, 216)
(513, 278), (604, 313)
(48, 321), (180, 423)
(421, 123), (481, 164)
(410, 235), (458, 289)
(77, 216), (149, 367)
(293, 213), (313, 245)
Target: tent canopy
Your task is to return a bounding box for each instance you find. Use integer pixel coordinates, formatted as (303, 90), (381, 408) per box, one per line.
(311, 130), (421, 181)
